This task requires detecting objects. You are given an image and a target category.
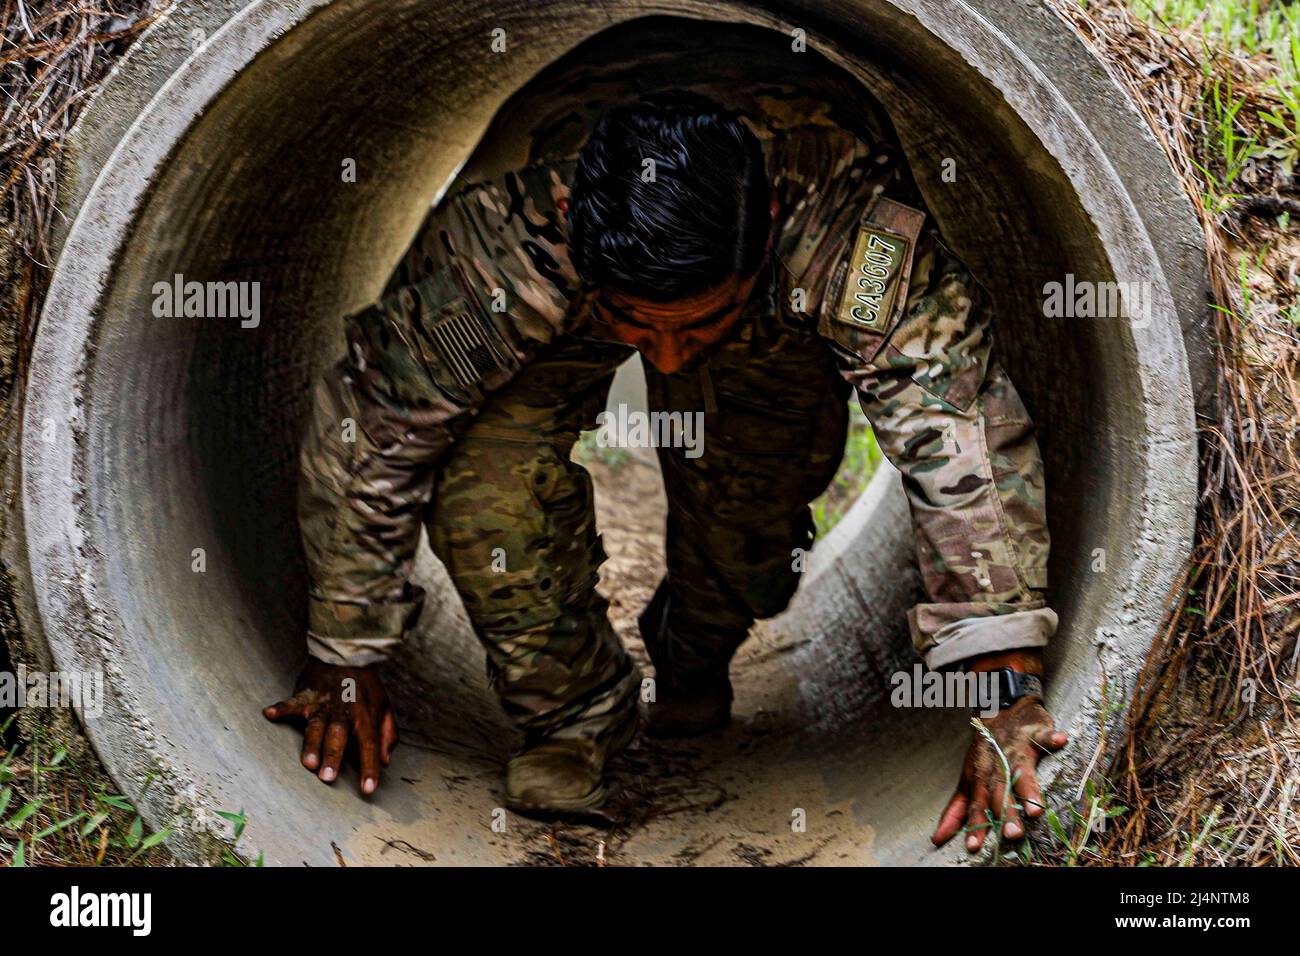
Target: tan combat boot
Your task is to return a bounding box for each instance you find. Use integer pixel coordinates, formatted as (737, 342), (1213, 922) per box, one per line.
(505, 710), (639, 814)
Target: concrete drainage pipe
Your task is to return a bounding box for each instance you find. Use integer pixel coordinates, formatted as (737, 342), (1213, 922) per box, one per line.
(14, 0), (1209, 865)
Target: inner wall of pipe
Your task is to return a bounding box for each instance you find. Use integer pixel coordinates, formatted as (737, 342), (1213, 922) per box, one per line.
(44, 7), (1193, 865)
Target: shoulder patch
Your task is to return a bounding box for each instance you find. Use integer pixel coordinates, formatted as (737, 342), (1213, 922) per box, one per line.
(836, 225), (910, 332)
(414, 293), (516, 404)
(832, 198), (926, 335)
(421, 297), (511, 390)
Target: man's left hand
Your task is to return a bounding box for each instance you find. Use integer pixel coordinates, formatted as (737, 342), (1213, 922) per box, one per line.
(931, 695), (1068, 852)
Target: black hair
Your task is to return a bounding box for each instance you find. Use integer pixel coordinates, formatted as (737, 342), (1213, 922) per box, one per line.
(567, 91), (771, 302)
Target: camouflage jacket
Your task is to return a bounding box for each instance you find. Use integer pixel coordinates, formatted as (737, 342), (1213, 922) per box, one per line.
(299, 119), (1056, 670)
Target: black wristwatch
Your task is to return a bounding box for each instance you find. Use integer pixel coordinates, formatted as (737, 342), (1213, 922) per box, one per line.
(980, 668), (1043, 714)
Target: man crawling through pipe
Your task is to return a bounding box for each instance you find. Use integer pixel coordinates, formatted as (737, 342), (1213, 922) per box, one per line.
(264, 89), (1067, 853)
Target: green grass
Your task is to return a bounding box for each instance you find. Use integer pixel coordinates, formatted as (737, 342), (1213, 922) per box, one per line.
(573, 428), (633, 470)
(1130, 0), (1298, 62)
(1194, 76), (1263, 214)
(0, 716), (174, 866)
(1131, 0), (1300, 178)
(812, 399), (881, 536)
(1040, 778), (1132, 866)
(0, 714), (261, 866)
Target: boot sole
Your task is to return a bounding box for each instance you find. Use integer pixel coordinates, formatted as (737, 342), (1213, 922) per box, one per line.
(506, 783), (609, 815)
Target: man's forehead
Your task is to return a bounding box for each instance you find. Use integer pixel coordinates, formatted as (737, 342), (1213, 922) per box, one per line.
(597, 272), (759, 331)
(599, 295), (738, 333)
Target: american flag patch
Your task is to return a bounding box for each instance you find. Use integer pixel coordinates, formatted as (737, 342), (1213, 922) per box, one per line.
(416, 297), (512, 398)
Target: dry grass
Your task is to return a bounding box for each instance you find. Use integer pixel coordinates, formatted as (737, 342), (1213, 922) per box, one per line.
(0, 716), (175, 866)
(1045, 0), (1300, 866)
(1, 0), (184, 866)
(0, 1), (169, 409)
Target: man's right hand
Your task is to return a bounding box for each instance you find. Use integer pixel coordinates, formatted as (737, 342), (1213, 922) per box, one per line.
(263, 657), (399, 795)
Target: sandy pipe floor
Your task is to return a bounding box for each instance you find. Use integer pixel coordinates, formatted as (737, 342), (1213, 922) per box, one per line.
(16, 5), (1206, 864)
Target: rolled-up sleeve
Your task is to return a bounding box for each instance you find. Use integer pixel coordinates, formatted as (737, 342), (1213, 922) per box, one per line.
(838, 232), (1057, 669)
(299, 287), (476, 667)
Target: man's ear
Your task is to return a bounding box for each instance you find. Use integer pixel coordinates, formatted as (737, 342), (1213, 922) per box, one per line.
(770, 199), (779, 221)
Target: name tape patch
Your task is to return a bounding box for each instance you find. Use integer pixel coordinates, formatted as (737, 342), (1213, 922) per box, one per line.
(836, 225), (910, 333)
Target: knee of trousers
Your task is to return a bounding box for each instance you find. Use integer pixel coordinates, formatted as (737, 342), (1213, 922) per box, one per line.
(670, 557), (803, 632)
(427, 438), (605, 635)
(665, 502), (816, 628)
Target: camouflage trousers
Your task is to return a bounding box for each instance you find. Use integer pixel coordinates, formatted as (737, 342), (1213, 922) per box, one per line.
(426, 312), (850, 742)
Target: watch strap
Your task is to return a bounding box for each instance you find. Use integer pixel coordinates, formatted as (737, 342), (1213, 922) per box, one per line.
(976, 668), (1044, 713)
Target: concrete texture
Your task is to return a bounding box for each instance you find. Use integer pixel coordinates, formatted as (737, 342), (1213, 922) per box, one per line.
(11, 1), (1207, 865)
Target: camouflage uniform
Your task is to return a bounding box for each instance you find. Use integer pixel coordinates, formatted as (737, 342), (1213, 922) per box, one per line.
(298, 108), (1055, 742)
